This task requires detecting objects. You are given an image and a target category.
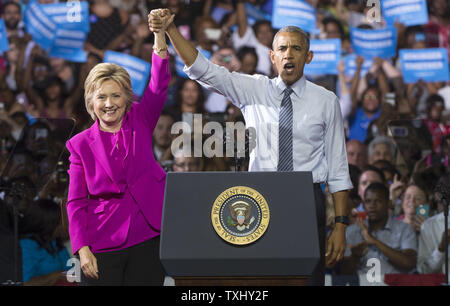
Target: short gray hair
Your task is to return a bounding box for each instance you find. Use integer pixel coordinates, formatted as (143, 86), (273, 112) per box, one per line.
(368, 136), (396, 159)
(272, 26), (310, 51)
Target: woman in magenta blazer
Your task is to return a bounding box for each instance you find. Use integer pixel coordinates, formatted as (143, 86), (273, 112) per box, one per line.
(65, 13), (173, 285)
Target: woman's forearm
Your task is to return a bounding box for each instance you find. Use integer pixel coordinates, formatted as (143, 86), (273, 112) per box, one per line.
(153, 31), (168, 59)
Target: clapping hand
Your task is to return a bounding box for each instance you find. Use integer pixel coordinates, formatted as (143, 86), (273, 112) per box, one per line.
(148, 9), (175, 34)
(350, 241), (369, 258)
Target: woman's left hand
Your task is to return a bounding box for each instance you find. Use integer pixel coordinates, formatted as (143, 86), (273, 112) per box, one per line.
(148, 9), (174, 34)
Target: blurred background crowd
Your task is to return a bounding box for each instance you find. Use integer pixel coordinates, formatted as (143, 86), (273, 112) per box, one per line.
(0, 0), (449, 286)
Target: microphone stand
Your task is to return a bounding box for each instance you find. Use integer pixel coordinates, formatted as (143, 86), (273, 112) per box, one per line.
(225, 127), (249, 172)
(2, 191), (23, 286)
(234, 129), (251, 172)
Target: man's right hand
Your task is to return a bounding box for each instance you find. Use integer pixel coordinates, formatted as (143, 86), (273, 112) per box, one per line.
(79, 246), (99, 280)
(148, 9), (174, 34)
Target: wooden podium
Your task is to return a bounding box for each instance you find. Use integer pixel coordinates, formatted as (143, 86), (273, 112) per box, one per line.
(160, 172), (320, 286)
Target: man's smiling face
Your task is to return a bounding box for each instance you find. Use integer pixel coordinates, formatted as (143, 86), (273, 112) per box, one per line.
(270, 31), (313, 86)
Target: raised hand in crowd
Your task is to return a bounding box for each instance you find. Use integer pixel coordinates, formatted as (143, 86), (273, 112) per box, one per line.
(412, 215), (426, 233)
(390, 174), (405, 202)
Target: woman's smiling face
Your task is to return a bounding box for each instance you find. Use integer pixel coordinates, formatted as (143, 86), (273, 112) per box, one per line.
(92, 79), (128, 131)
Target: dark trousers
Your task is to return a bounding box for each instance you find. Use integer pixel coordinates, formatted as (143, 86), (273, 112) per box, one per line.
(305, 183), (326, 286)
(81, 236), (166, 286)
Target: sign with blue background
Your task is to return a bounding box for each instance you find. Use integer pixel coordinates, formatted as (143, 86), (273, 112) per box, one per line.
(350, 27), (397, 59)
(272, 0), (318, 34)
(49, 29), (87, 63)
(381, 0), (428, 27)
(0, 19), (9, 53)
(400, 48), (449, 83)
(304, 39), (341, 75)
(104, 51), (151, 97)
(344, 54), (374, 78)
(24, 0), (57, 51)
(40, 1), (90, 32)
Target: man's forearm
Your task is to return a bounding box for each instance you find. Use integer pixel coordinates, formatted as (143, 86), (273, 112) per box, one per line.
(332, 190), (348, 218)
(166, 23), (198, 67)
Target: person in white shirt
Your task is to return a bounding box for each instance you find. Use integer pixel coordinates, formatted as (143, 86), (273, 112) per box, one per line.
(417, 174), (450, 275)
(231, 1), (273, 76)
(148, 8), (352, 285)
(418, 212), (450, 274)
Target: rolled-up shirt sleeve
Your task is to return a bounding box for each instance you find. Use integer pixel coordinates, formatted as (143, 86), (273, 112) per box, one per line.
(417, 221), (445, 274)
(324, 96), (353, 194)
(183, 51), (262, 109)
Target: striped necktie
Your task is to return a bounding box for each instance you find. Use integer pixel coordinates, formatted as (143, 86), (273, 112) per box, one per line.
(278, 87), (294, 172)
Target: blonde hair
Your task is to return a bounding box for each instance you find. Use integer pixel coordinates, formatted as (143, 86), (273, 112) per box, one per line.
(84, 63), (134, 121)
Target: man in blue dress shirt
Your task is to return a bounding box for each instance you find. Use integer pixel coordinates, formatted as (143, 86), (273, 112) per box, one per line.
(149, 9), (353, 285)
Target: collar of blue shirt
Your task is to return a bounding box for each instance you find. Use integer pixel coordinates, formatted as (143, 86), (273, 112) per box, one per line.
(366, 215), (395, 233)
(275, 75), (306, 99)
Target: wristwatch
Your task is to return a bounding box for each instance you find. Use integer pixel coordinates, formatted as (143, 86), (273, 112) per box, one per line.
(153, 45), (168, 54)
(335, 216), (350, 226)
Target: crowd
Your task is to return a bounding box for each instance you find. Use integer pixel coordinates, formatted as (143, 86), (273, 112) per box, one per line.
(0, 0), (449, 285)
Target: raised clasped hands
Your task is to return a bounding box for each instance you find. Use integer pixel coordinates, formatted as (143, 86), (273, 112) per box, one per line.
(148, 9), (174, 34)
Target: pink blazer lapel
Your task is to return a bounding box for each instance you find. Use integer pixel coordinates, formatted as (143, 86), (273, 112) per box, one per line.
(88, 114), (135, 187)
(89, 120), (116, 185)
(121, 113), (133, 160)
(121, 113), (137, 184)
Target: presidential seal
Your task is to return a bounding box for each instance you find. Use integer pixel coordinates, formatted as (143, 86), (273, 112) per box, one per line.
(211, 186), (270, 245)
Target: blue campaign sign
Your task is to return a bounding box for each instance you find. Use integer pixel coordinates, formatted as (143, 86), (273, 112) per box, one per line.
(103, 51), (151, 97)
(0, 19), (9, 52)
(350, 27), (397, 59)
(175, 48), (211, 78)
(263, 0), (274, 15)
(40, 1), (90, 33)
(381, 0), (428, 27)
(304, 39), (341, 75)
(272, 0), (318, 33)
(245, 3), (272, 22)
(49, 29), (87, 63)
(400, 48), (450, 83)
(344, 54), (374, 78)
(24, 0), (57, 51)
